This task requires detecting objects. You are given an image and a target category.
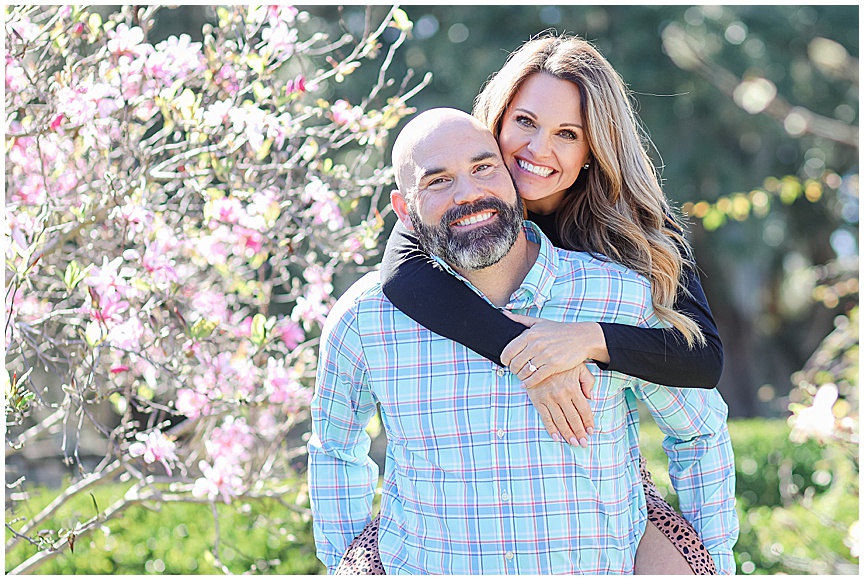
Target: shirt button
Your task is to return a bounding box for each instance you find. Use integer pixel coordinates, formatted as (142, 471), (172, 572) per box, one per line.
(505, 551), (515, 561)
(496, 367), (506, 377)
(496, 429), (505, 438)
(501, 492), (510, 501)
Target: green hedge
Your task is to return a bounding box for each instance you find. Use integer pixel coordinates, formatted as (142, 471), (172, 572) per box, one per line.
(6, 419), (857, 574)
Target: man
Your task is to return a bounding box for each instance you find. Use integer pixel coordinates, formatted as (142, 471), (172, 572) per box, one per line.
(308, 108), (738, 574)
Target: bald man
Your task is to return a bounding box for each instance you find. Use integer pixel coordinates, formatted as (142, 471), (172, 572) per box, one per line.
(308, 109), (736, 574)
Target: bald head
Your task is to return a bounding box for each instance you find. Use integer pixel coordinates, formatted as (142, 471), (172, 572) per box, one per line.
(392, 108), (499, 195)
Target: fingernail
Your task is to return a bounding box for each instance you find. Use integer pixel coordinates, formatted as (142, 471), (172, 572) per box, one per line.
(586, 427), (594, 436)
(579, 437), (588, 449)
(569, 437), (579, 447)
(552, 433), (561, 443)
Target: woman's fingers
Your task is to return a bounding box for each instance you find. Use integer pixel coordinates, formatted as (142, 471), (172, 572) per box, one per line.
(502, 311), (542, 327)
(521, 363), (554, 389)
(524, 368), (596, 446)
(500, 334), (526, 367)
(579, 365), (596, 400)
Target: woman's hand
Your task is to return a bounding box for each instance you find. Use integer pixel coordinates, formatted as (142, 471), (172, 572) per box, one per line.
(525, 363), (596, 447)
(501, 313), (609, 390)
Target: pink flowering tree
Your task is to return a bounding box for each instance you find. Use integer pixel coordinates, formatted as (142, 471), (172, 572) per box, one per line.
(5, 5), (427, 573)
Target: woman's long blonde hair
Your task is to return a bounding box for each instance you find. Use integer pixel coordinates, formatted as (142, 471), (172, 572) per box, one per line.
(473, 34), (705, 346)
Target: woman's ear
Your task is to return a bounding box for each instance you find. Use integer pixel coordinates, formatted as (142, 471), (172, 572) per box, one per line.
(390, 190), (415, 230)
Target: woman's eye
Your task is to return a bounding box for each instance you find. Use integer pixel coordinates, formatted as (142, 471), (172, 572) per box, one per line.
(559, 130), (577, 140)
(516, 115), (535, 128)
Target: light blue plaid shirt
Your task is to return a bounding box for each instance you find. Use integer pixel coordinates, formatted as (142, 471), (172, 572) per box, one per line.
(309, 222), (738, 574)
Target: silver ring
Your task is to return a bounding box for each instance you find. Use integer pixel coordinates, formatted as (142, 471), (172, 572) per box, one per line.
(528, 360), (538, 374)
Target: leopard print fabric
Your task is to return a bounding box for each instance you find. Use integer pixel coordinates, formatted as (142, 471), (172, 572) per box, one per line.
(640, 455), (717, 575)
(334, 515), (385, 575)
(334, 455), (717, 575)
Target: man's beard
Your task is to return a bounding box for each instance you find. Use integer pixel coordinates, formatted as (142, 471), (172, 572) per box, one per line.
(408, 195), (524, 271)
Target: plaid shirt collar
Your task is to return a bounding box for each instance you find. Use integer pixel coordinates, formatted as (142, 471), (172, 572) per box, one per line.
(429, 220), (559, 311)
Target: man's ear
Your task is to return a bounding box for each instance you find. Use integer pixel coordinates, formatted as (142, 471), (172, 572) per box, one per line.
(390, 190), (415, 231)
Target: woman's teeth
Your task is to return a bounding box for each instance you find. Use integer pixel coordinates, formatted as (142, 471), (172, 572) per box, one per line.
(518, 159), (553, 177)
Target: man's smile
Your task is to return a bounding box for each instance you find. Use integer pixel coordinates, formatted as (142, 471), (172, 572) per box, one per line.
(451, 210), (497, 228)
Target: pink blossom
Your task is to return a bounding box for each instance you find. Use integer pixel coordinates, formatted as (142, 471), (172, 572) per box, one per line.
(205, 416), (256, 462)
(106, 315), (144, 351)
(106, 24), (148, 58)
(124, 242), (178, 286)
(129, 430), (178, 475)
(85, 256), (134, 297)
(304, 264), (334, 300)
(273, 317), (304, 349)
(292, 294), (330, 329)
(311, 198), (345, 231)
(5, 56), (29, 93)
(260, 21), (298, 62)
(85, 290), (130, 325)
(264, 358), (312, 412)
(330, 99), (363, 126)
(208, 196), (244, 225)
(286, 74), (306, 95)
(790, 383), (839, 443)
(191, 290), (231, 325)
(192, 458), (244, 504)
(175, 388), (211, 419)
(202, 99), (233, 128)
(146, 34), (206, 84)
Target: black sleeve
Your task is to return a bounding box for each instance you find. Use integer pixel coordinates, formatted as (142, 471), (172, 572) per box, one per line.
(379, 220), (526, 366)
(596, 262), (724, 388)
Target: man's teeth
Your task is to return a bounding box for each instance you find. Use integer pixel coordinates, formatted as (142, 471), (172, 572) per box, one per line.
(454, 211), (494, 226)
(518, 159), (553, 177)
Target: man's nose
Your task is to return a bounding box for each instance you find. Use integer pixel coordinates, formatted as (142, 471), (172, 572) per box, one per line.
(452, 177), (485, 204)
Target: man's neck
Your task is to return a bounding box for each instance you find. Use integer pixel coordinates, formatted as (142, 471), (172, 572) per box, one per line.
(453, 233), (540, 307)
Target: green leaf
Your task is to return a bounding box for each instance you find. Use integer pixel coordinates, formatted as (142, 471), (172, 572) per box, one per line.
(250, 313), (268, 346)
(63, 260), (86, 291)
(190, 318), (218, 340)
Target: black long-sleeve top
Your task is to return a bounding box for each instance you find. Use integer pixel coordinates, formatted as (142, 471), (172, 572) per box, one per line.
(379, 212), (723, 388)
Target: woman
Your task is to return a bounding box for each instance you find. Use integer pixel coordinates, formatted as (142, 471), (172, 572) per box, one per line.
(337, 34), (723, 575)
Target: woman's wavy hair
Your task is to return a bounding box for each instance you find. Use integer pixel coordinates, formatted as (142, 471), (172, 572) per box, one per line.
(473, 33), (705, 347)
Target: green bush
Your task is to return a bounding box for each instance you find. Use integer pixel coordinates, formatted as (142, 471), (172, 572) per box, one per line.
(641, 417), (858, 575)
(6, 419), (857, 574)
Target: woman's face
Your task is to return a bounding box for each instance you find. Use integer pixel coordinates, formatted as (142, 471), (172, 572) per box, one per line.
(497, 73), (591, 215)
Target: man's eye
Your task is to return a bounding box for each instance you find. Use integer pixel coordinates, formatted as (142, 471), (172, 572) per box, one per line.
(475, 163), (492, 172)
(428, 177), (447, 186)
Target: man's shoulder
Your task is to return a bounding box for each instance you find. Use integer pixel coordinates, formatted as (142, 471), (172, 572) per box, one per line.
(321, 272), (389, 336)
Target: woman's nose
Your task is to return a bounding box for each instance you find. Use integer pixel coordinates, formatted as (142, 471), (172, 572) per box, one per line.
(527, 133), (551, 157)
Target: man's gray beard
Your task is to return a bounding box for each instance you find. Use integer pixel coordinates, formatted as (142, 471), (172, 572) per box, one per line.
(408, 195), (524, 271)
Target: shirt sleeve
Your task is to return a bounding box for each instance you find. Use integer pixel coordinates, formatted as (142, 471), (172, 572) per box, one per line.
(379, 219), (525, 366)
(308, 300), (380, 573)
(629, 382), (738, 574)
(597, 254), (724, 389)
